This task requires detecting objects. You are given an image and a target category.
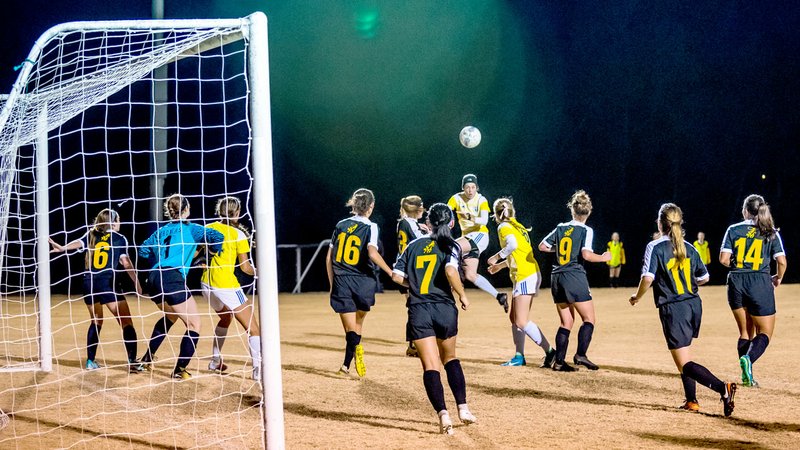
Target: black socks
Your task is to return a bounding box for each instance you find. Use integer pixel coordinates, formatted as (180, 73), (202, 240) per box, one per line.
(423, 370), (446, 412)
(87, 323), (101, 361)
(343, 331), (362, 368)
(444, 360), (467, 405)
(122, 324), (138, 363)
(576, 323), (594, 358)
(176, 330), (200, 370)
(681, 373), (697, 402)
(142, 316), (175, 362)
(555, 327), (570, 364)
(748, 333), (770, 363)
(683, 361), (725, 395)
(737, 338), (751, 358)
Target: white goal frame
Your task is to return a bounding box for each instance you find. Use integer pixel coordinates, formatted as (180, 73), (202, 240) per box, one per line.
(0, 12), (285, 449)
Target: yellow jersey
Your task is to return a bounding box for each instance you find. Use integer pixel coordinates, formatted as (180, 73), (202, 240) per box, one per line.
(606, 241), (626, 266)
(693, 240), (711, 265)
(201, 221), (251, 289)
(447, 193), (490, 235)
(498, 221), (540, 282)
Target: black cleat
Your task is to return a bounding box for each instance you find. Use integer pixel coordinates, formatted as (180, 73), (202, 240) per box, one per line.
(722, 382), (737, 417)
(496, 293), (509, 313)
(552, 362), (579, 372)
(540, 348), (557, 369)
(573, 355), (599, 371)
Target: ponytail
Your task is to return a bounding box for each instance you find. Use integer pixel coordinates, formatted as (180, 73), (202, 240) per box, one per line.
(427, 203), (458, 256)
(493, 198), (531, 240)
(658, 203), (686, 263)
(85, 208), (118, 270)
(744, 194), (777, 241)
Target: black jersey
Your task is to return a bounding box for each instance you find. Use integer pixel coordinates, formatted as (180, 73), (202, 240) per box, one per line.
(540, 220), (595, 274)
(397, 217), (425, 255)
(330, 216), (379, 277)
(393, 237), (459, 306)
(721, 220), (785, 274)
(81, 231), (130, 279)
(642, 237), (709, 307)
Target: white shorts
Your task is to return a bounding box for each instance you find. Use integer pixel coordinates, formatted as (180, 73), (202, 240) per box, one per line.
(463, 231), (489, 255)
(201, 283), (251, 312)
(513, 272), (541, 297)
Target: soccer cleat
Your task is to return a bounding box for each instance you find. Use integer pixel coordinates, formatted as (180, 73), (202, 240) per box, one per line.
(721, 382), (737, 417)
(85, 360), (100, 370)
(438, 412), (454, 435)
(128, 359), (144, 373)
(208, 358), (228, 373)
(496, 293), (509, 313)
(678, 401), (700, 412)
(501, 353), (526, 366)
(336, 366), (350, 377)
(739, 355), (754, 387)
(406, 343), (419, 358)
(573, 355), (599, 371)
(552, 361), (578, 372)
(354, 344), (366, 377)
(172, 367), (192, 380)
(540, 348), (557, 369)
(458, 407), (477, 424)
(137, 362), (153, 373)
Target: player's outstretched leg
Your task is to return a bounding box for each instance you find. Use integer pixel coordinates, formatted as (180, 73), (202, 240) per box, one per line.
(683, 361), (736, 417)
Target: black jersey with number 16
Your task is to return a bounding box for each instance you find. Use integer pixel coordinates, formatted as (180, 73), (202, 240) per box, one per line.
(393, 237), (459, 306)
(330, 216), (380, 278)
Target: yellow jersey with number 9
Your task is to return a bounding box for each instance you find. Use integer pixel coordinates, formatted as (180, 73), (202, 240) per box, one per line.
(201, 221), (251, 289)
(447, 193), (490, 235)
(498, 222), (539, 282)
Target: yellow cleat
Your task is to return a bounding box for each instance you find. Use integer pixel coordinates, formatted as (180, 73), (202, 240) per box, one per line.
(678, 401), (700, 412)
(354, 344), (366, 377)
(172, 367), (192, 380)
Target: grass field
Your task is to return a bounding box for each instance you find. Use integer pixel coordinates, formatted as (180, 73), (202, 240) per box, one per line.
(2, 285), (800, 448)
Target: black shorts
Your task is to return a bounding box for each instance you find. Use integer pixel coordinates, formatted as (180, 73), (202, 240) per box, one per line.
(330, 275), (377, 313)
(82, 276), (125, 305)
(406, 302), (459, 341)
(147, 269), (190, 306)
(658, 297), (702, 350)
(550, 271), (592, 304)
(727, 272), (776, 316)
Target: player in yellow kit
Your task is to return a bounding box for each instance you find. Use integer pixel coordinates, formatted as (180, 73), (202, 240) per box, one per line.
(200, 196), (262, 380)
(606, 232), (626, 288)
(447, 174), (508, 311)
(487, 198), (555, 367)
(693, 232), (711, 265)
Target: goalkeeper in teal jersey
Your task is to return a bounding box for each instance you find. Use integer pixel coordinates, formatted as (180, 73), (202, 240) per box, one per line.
(138, 194), (224, 379)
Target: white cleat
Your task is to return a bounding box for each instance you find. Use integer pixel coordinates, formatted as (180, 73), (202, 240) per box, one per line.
(458, 408), (477, 424)
(208, 358), (228, 373)
(439, 411), (454, 435)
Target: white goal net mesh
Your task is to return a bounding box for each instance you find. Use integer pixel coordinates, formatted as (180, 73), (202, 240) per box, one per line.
(0, 19), (265, 448)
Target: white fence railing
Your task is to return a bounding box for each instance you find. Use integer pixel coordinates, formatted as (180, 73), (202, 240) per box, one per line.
(277, 240), (330, 293)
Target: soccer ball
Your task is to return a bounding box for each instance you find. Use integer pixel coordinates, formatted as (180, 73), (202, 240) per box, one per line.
(459, 126), (481, 148)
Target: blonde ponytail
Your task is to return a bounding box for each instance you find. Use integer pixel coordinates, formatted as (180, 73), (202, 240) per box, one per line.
(658, 203), (686, 263)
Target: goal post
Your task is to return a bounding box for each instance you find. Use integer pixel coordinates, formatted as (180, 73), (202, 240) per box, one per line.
(0, 12), (284, 448)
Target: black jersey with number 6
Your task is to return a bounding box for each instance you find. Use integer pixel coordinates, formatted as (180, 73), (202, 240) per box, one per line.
(540, 220), (594, 274)
(642, 236), (709, 307)
(330, 215), (379, 277)
(81, 231), (130, 278)
(720, 220), (785, 274)
(393, 237), (459, 306)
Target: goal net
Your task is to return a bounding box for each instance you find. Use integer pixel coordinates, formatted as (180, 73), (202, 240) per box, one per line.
(0, 13), (283, 448)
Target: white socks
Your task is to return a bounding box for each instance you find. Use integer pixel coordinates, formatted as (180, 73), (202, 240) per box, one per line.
(473, 274), (498, 297)
(523, 321), (552, 353)
(212, 326), (228, 360)
(249, 335), (262, 367)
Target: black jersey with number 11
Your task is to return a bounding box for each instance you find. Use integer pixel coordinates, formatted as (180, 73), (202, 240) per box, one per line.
(642, 237), (709, 307)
